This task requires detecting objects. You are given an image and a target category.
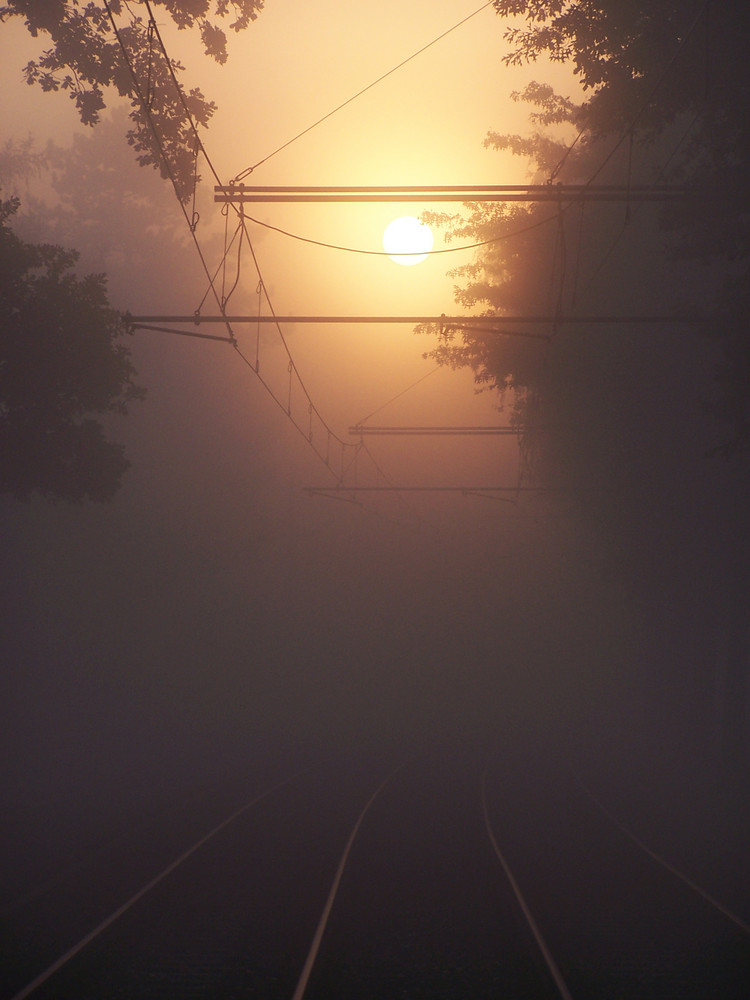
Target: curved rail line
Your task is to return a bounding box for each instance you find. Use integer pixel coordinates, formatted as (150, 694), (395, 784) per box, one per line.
(290, 764), (403, 1000)
(579, 781), (750, 937)
(10, 759), (749, 1000)
(9, 767), (314, 1000)
(480, 770), (575, 1000)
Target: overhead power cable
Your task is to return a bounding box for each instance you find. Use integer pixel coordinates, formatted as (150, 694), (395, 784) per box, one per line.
(356, 366), (442, 426)
(142, 0), (222, 188)
(104, 0), (233, 343)
(121, 1), (360, 484)
(581, 25), (725, 299)
(215, 180), (712, 260)
(233, 1), (495, 179)
(240, 210), (560, 257)
(110, 3), (587, 512)
(548, 127), (586, 184)
(581, 0), (711, 191)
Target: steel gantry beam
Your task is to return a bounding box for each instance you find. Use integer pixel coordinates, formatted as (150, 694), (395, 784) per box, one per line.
(306, 486), (553, 495)
(215, 184), (707, 204)
(348, 426), (524, 436)
(129, 314), (709, 328)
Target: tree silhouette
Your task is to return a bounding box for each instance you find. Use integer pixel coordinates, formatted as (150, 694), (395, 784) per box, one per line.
(2, 0), (264, 199)
(417, 4), (750, 754)
(0, 194), (144, 501)
(425, 3), (750, 451)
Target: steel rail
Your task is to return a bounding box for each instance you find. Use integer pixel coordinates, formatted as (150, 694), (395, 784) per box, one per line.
(8, 770), (313, 1000)
(481, 771), (575, 1000)
(290, 767), (401, 1000)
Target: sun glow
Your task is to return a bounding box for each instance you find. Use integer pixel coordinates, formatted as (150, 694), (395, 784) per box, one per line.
(382, 216), (434, 266)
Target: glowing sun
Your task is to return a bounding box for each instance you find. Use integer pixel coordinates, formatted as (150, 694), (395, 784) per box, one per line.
(382, 216), (434, 266)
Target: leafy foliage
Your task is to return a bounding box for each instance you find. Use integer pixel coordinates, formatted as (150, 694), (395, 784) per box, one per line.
(494, 2), (750, 148)
(425, 3), (750, 453)
(0, 194), (144, 500)
(1, 0), (264, 199)
(1, 120), (195, 290)
(418, 6), (750, 717)
(417, 194), (561, 403)
(494, 1), (711, 132)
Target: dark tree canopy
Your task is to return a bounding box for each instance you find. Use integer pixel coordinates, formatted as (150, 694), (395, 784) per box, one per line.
(411, 6), (750, 748)
(1, 0), (264, 199)
(0, 195), (144, 501)
(422, 3), (750, 454)
(493, 2), (750, 151)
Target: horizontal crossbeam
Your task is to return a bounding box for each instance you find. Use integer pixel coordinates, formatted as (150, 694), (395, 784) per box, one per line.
(129, 314), (709, 327)
(306, 486), (552, 494)
(348, 426), (521, 436)
(215, 184), (705, 204)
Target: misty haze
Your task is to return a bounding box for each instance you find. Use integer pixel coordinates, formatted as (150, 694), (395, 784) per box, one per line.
(1, 2), (749, 999)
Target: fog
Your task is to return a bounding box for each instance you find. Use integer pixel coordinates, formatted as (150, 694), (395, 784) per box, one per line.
(1, 3), (749, 994)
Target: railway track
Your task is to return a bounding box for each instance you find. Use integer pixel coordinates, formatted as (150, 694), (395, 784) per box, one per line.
(4, 747), (749, 999)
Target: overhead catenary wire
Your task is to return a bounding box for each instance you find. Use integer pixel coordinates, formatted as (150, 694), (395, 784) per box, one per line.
(103, 0), (235, 345)
(214, 181), (716, 261)
(239, 210), (562, 258)
(93, 2), (546, 526)
(193, 216), (243, 317)
(233, 1), (495, 179)
(117, 1), (711, 512)
(125, 0), (359, 484)
(104, 0), (366, 492)
(579, 0), (711, 192)
(547, 126), (586, 184)
(514, 6), (714, 492)
(142, 0), (222, 187)
(356, 366), (443, 426)
(580, 31), (724, 300)
(142, 0), (346, 416)
(466, 1), (715, 319)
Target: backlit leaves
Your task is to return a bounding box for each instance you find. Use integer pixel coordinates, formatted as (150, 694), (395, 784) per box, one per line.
(4, 1), (264, 199)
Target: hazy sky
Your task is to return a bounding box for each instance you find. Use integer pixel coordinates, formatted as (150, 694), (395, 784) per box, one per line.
(1, 0), (580, 499)
(0, 1), (625, 905)
(4, 15), (750, 1000)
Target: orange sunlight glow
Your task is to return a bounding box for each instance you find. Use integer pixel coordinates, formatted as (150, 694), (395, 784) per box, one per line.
(382, 216), (434, 265)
